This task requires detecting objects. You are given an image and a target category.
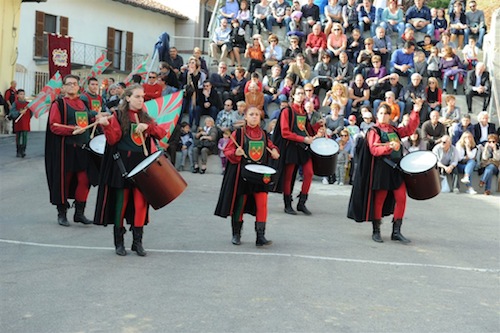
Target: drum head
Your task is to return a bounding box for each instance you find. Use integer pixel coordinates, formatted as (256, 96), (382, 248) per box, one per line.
(400, 151), (438, 173)
(245, 164), (277, 175)
(127, 150), (163, 178)
(310, 138), (339, 156)
(89, 135), (106, 155)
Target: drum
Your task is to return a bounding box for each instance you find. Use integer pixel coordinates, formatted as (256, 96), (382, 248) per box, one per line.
(126, 151), (187, 210)
(241, 164), (277, 185)
(88, 134), (106, 156)
(309, 138), (339, 176)
(399, 151), (440, 200)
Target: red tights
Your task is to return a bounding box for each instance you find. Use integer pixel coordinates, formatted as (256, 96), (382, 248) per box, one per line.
(373, 182), (407, 220)
(65, 171), (89, 202)
(235, 192), (268, 222)
(283, 159), (313, 195)
(115, 188), (148, 227)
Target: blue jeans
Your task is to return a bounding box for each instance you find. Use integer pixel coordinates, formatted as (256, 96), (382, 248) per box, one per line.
(264, 94), (280, 116)
(194, 105), (218, 128)
(380, 21), (405, 37)
(481, 164), (499, 190)
(443, 72), (460, 91)
(359, 20), (376, 36)
(346, 99), (370, 118)
(457, 159), (476, 186)
(464, 27), (486, 48)
(267, 16), (291, 33)
(405, 22), (434, 36)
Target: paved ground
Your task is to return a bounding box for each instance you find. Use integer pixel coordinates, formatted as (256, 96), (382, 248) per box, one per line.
(1, 132), (499, 333)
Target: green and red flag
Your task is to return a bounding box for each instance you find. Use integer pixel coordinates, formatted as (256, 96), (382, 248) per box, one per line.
(80, 53), (112, 90)
(29, 71), (63, 118)
(143, 90), (184, 149)
(124, 57), (149, 85)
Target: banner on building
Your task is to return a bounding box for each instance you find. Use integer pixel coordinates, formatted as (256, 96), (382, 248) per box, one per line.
(48, 34), (72, 78)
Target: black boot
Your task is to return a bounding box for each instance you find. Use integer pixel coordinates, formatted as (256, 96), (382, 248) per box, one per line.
(231, 218), (243, 245)
(391, 219), (411, 243)
(73, 201), (92, 224)
(283, 194), (297, 215)
(372, 219), (383, 243)
(114, 226), (127, 256)
(20, 145), (26, 158)
(131, 226), (147, 256)
(297, 193), (312, 215)
(255, 222), (272, 247)
(57, 204), (70, 227)
(16, 145), (21, 158)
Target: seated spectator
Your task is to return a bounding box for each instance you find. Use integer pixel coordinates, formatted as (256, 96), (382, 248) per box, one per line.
(433, 8), (448, 42)
(244, 72), (263, 94)
(167, 47), (184, 77)
(347, 73), (370, 118)
(425, 76), (442, 118)
(332, 51), (354, 84)
(413, 51), (427, 78)
(383, 91), (401, 124)
(449, 1), (467, 49)
(372, 73), (404, 112)
(478, 134), (500, 195)
(245, 34), (265, 76)
(455, 131), (479, 194)
(192, 116), (219, 174)
(380, 0), (405, 38)
(360, 109), (375, 133)
(305, 100), (322, 125)
(326, 22), (347, 61)
(228, 67), (248, 105)
(253, 0), (271, 34)
(142, 72), (162, 101)
(462, 37), (479, 70)
(417, 34), (435, 58)
(355, 38), (375, 76)
(358, 0), (376, 36)
(281, 35), (303, 75)
(195, 80), (222, 128)
(401, 26), (416, 45)
(230, 100), (247, 130)
(158, 62), (180, 94)
(324, 0), (343, 36)
(303, 83), (320, 111)
(402, 128), (428, 155)
(465, 62), (491, 114)
(301, 0), (321, 32)
(210, 18), (232, 66)
(427, 46), (441, 79)
(346, 28), (364, 64)
(342, 0), (359, 32)
(440, 95), (461, 129)
(245, 81), (265, 118)
(325, 102), (345, 139)
(192, 47), (209, 76)
(464, 0), (486, 49)
(267, 0), (291, 32)
(405, 0), (434, 37)
(372, 26), (392, 66)
(390, 41), (416, 77)
(399, 73), (426, 117)
(216, 99), (235, 134)
(229, 19), (247, 67)
(433, 135), (460, 192)
(305, 23), (328, 65)
(440, 46), (466, 94)
(365, 55), (387, 87)
(323, 81), (348, 117)
(237, 0), (253, 34)
(436, 32), (457, 56)
(312, 52), (335, 95)
(422, 110), (446, 149)
(287, 53), (312, 85)
(262, 34), (283, 76)
(473, 111), (497, 146)
(288, 10), (306, 40)
(210, 62), (231, 101)
(277, 75), (295, 104)
(452, 114), (475, 146)
(219, 0), (239, 21)
(263, 65), (283, 114)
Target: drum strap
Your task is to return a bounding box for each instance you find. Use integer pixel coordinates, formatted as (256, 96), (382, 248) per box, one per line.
(113, 152), (128, 178)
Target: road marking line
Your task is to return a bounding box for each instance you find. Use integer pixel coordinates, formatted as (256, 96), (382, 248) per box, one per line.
(1, 238), (498, 273)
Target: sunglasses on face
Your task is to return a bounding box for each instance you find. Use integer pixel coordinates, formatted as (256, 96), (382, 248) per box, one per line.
(149, 76), (157, 79)
(340, 134), (348, 137)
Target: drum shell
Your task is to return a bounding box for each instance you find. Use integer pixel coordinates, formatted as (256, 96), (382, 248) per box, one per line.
(400, 152), (441, 200)
(87, 135), (106, 170)
(127, 153), (187, 209)
(241, 164), (277, 186)
(310, 138), (339, 176)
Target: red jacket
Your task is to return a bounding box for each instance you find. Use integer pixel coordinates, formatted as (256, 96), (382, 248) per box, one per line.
(306, 32), (327, 49)
(142, 83), (162, 101)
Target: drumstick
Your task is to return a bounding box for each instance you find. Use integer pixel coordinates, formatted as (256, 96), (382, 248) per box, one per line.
(53, 123), (77, 129)
(90, 122), (98, 139)
(134, 113), (149, 157)
(14, 108), (28, 123)
(229, 134), (248, 158)
(373, 143), (391, 147)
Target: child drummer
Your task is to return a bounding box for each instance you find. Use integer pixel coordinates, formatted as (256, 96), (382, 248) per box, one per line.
(214, 107), (280, 247)
(94, 84), (167, 257)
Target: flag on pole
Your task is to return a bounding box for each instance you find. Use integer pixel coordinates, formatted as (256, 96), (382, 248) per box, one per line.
(29, 71), (63, 118)
(80, 53), (112, 90)
(143, 90), (184, 148)
(124, 57), (149, 85)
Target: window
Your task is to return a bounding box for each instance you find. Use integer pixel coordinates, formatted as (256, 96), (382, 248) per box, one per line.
(107, 27), (133, 72)
(34, 11), (68, 58)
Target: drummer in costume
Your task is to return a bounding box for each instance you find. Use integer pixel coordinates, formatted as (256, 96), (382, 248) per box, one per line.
(80, 77), (104, 113)
(45, 75), (99, 227)
(272, 86), (325, 215)
(10, 89), (32, 158)
(94, 84), (167, 256)
(215, 107), (280, 246)
(347, 100), (423, 243)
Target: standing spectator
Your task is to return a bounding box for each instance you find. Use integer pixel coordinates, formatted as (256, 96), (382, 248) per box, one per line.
(9, 89), (32, 158)
(305, 23), (328, 65)
(405, 0), (434, 37)
(380, 0), (405, 38)
(0, 92), (6, 134)
(210, 18), (232, 66)
(422, 110), (446, 149)
(178, 122), (194, 172)
(4, 80), (17, 112)
(478, 134), (500, 195)
(464, 0), (486, 49)
(465, 62), (491, 114)
(358, 0), (377, 36)
(181, 57), (207, 128)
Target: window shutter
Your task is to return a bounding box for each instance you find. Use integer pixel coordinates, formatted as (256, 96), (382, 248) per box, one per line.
(107, 27), (115, 68)
(125, 31), (133, 72)
(60, 16), (68, 36)
(35, 11), (45, 57)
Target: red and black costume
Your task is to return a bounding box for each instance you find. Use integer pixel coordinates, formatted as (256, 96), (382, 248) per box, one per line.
(347, 109), (420, 243)
(45, 96), (96, 226)
(80, 91), (104, 112)
(10, 100), (31, 158)
(93, 108), (166, 256)
(215, 125), (278, 246)
(272, 103), (322, 215)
